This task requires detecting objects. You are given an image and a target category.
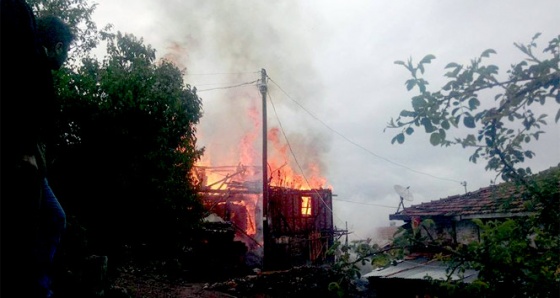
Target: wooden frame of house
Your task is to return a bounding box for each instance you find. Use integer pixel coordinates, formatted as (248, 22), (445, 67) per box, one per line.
(194, 165), (337, 271)
(263, 186), (335, 270)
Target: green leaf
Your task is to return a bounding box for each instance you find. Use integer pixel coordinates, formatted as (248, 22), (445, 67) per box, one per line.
(445, 62), (460, 69)
(448, 66), (462, 78)
(465, 134), (476, 145)
(438, 128), (446, 140)
(420, 54), (436, 65)
(486, 65), (499, 74)
(463, 116), (476, 128)
(524, 150), (535, 158)
(400, 110), (414, 117)
(392, 133), (405, 144)
(412, 97), (426, 110)
(430, 132), (441, 146)
(481, 49), (497, 58)
(441, 120), (450, 130)
(418, 81), (426, 93)
(394, 60), (405, 66)
(328, 282), (340, 291)
(422, 118), (436, 133)
(455, 115), (461, 125)
(468, 98), (480, 110)
(405, 127), (414, 135)
(406, 79), (416, 91)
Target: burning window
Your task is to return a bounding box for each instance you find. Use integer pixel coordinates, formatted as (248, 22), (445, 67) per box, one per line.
(301, 196), (312, 216)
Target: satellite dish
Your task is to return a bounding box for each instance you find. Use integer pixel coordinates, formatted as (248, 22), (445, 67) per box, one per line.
(394, 185), (413, 213)
(394, 185), (414, 201)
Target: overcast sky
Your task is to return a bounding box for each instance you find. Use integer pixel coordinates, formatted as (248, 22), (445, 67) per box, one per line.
(92, 0), (560, 241)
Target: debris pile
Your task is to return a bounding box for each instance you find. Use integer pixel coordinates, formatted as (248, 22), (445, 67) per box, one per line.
(206, 265), (344, 297)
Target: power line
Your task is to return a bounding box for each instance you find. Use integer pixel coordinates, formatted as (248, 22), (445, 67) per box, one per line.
(193, 81), (256, 87)
(196, 80), (258, 92)
(266, 77), (464, 185)
(186, 71), (260, 76)
(332, 198), (397, 209)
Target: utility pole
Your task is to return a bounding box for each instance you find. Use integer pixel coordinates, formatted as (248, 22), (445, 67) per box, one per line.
(259, 69), (268, 206)
(259, 68), (268, 270)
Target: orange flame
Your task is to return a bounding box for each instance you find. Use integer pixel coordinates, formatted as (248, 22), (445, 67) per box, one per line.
(267, 127), (328, 190)
(194, 97), (330, 242)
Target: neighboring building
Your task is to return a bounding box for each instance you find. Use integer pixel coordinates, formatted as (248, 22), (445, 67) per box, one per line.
(389, 165), (559, 246)
(390, 180), (534, 246)
(366, 164), (559, 297)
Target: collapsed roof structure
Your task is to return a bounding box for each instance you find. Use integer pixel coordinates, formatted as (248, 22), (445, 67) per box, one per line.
(193, 164), (342, 270)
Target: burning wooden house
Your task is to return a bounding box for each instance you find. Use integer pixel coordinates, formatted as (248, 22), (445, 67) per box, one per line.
(193, 164), (335, 271)
(263, 186), (335, 270)
(193, 68), (341, 271)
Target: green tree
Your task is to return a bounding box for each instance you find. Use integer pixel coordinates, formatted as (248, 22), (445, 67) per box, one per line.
(29, 0), (100, 61)
(387, 34), (560, 297)
(32, 0), (205, 265)
(29, 0), (207, 295)
(50, 30), (205, 265)
(326, 238), (405, 297)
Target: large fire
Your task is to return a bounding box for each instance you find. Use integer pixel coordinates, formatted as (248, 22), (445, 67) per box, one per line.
(194, 90), (330, 251)
(267, 127), (328, 190)
(195, 117), (330, 192)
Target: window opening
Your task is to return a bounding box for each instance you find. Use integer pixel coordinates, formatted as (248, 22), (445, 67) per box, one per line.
(301, 196), (312, 216)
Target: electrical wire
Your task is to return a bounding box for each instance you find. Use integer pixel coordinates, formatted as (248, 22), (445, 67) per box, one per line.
(332, 198), (397, 209)
(185, 71), (260, 76)
(196, 80), (259, 92)
(267, 77), (464, 185)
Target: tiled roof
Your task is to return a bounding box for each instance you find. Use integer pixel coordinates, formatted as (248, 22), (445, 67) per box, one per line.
(390, 165), (559, 221)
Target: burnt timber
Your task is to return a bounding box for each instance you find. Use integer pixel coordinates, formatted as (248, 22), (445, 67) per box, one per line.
(263, 186), (335, 270)
(194, 165), (337, 271)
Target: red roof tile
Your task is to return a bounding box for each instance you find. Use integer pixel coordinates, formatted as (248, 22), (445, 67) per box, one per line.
(390, 165), (559, 221)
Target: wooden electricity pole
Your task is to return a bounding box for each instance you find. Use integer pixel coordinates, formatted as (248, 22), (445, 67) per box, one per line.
(259, 68), (268, 207)
(259, 68), (268, 270)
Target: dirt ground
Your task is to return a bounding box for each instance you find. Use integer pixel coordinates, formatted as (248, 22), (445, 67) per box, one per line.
(110, 265), (370, 298)
(112, 273), (237, 298)
(173, 283), (238, 298)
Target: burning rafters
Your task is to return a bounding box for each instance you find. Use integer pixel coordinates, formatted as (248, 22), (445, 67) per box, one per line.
(194, 164), (263, 251)
(194, 164), (262, 194)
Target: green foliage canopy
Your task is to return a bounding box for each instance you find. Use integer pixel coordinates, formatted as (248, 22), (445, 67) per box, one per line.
(387, 34), (560, 298)
(49, 29), (205, 262)
(387, 33), (559, 182)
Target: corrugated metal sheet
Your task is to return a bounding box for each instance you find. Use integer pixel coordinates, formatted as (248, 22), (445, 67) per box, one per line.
(364, 258), (478, 283)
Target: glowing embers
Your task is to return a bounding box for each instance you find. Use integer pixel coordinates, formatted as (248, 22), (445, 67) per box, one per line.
(301, 196), (312, 216)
